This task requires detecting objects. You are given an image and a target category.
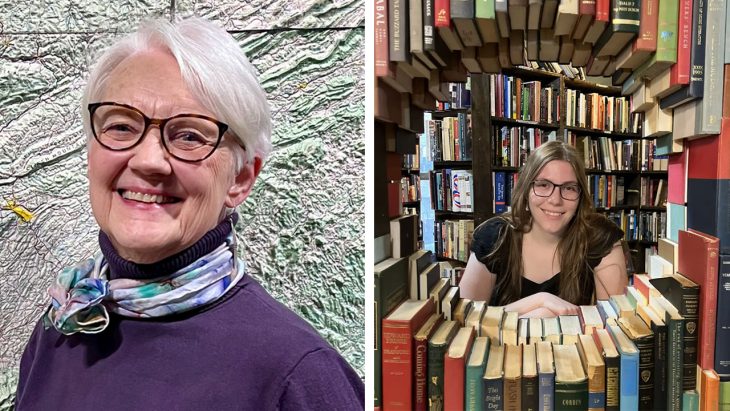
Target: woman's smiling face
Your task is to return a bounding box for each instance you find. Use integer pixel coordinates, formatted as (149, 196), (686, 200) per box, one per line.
(527, 160), (580, 238)
(87, 49), (252, 263)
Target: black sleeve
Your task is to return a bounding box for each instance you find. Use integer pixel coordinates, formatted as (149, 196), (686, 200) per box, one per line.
(585, 213), (625, 269)
(470, 218), (508, 268)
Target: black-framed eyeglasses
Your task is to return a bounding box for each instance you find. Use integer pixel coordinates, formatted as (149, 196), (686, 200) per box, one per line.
(88, 102), (231, 163)
(531, 179), (581, 201)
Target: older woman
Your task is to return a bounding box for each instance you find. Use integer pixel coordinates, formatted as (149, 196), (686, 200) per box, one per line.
(15, 18), (363, 410)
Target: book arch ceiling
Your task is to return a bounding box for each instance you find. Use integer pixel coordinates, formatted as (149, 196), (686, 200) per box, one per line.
(0, 0), (365, 396)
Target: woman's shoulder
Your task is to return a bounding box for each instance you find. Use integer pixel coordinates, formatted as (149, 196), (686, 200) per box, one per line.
(584, 212), (624, 266)
(472, 216), (510, 244)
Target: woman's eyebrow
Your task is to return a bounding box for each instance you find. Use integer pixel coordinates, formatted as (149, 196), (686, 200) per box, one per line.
(534, 178), (579, 185)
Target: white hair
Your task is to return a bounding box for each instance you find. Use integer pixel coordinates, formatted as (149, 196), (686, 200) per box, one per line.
(81, 17), (272, 169)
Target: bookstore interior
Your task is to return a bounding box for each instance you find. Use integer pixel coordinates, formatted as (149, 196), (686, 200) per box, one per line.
(373, 0), (730, 410)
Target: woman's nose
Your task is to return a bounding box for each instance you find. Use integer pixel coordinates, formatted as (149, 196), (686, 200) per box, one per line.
(127, 126), (173, 175)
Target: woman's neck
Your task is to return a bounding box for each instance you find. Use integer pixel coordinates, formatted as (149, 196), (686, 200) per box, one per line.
(99, 213), (238, 280)
(523, 226), (562, 247)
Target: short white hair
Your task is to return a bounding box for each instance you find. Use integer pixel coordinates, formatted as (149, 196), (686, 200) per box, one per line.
(81, 17), (272, 168)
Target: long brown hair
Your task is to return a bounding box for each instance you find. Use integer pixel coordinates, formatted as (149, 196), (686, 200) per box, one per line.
(485, 141), (595, 305)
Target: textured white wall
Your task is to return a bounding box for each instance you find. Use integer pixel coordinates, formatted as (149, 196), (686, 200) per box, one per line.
(0, 1), (364, 404)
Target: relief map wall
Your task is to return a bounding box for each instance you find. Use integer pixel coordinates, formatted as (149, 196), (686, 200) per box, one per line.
(0, 2), (364, 405)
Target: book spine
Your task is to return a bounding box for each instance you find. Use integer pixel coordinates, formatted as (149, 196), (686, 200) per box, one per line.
(619, 352), (639, 410)
(666, 317), (684, 411)
(610, 0), (640, 32)
(688, 0), (707, 93)
(466, 365), (485, 411)
(554, 381), (588, 410)
(382, 321), (414, 409)
(415, 336), (429, 411)
(670, 0), (693, 85)
(445, 357), (468, 410)
(503, 376), (521, 410)
(428, 344), (449, 410)
(538, 371), (555, 411)
(635, 0), (658, 51)
(424, 0), (435, 51)
(652, 323), (668, 411)
(388, 0), (407, 61)
(586, 366), (606, 411)
(434, 0), (451, 27)
(715, 254), (730, 377)
(375, 0), (389, 76)
(656, 0), (679, 61)
(522, 376), (539, 411)
(484, 378), (504, 410)
(697, 0), (726, 135)
(604, 355), (620, 411)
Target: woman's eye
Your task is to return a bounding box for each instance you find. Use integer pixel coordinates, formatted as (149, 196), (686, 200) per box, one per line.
(104, 123), (136, 134)
(565, 185), (579, 192)
(170, 131), (206, 144)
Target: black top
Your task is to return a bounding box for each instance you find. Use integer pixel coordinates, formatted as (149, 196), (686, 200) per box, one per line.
(470, 215), (624, 306)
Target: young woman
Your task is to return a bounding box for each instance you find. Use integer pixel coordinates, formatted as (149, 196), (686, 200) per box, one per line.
(459, 141), (628, 317)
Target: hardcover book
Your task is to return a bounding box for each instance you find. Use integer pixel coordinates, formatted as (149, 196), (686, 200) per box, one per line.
(650, 273), (699, 391)
(382, 298), (436, 409)
(483, 343), (506, 410)
(414, 314), (445, 410)
(577, 334), (606, 411)
(374, 257), (409, 407)
(678, 229), (719, 370)
(536, 341), (555, 411)
(466, 336), (490, 411)
(593, 0), (640, 57)
(522, 343), (539, 411)
(428, 320), (459, 410)
(553, 344), (588, 410)
(503, 343), (523, 410)
(617, 314), (655, 410)
(607, 324), (640, 410)
(444, 326), (476, 410)
(592, 329), (620, 411)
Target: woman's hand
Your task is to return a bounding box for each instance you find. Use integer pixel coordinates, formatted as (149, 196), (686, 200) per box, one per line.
(537, 292), (579, 316)
(519, 307), (557, 318)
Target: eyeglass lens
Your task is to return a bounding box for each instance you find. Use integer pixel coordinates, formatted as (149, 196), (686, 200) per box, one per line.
(90, 103), (223, 162)
(532, 180), (581, 200)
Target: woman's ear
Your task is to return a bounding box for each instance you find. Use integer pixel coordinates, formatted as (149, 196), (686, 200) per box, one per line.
(225, 156), (263, 208)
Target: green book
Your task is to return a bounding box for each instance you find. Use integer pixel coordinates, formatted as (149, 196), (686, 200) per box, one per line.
(681, 390), (699, 411)
(373, 257), (409, 407)
(553, 344), (588, 410)
(465, 337), (490, 411)
(719, 381), (730, 409)
(643, 0), (679, 79)
(428, 320), (459, 411)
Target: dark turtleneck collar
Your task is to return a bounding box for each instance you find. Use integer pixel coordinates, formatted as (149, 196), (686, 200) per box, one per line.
(99, 213), (238, 280)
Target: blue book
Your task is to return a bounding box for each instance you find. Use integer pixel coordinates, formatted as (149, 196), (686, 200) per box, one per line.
(607, 324), (639, 411)
(483, 344), (505, 410)
(667, 203), (686, 243)
(536, 341), (555, 411)
(494, 172), (506, 213)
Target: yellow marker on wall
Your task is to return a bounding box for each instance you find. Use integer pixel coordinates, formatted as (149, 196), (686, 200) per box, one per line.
(2, 199), (34, 222)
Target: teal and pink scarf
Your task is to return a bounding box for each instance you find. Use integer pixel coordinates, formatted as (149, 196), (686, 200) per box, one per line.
(44, 231), (243, 335)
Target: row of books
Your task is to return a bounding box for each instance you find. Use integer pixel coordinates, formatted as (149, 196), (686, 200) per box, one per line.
(564, 89), (632, 134)
(434, 219), (475, 263)
(427, 114), (473, 162)
(605, 209), (667, 244)
(429, 169), (474, 213)
(403, 144), (421, 171)
(401, 175), (421, 203)
(488, 73), (560, 123)
(492, 171), (517, 214)
(435, 81), (472, 111)
(492, 125), (556, 168)
(571, 135), (668, 173)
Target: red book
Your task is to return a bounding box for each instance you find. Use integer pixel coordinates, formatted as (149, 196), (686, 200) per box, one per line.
(669, 0), (693, 87)
(444, 327), (476, 411)
(414, 314), (444, 411)
(633, 0), (658, 52)
(382, 299), (436, 410)
(374, 0), (389, 76)
(724, 65), (730, 119)
(667, 148), (688, 204)
(677, 229), (719, 370)
(434, 0), (451, 27)
(595, 0), (608, 21)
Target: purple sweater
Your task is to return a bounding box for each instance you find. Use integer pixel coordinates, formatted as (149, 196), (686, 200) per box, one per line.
(16, 273), (364, 410)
